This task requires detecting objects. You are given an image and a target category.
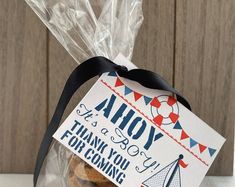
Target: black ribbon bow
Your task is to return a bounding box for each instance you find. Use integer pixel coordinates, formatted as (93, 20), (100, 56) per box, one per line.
(33, 56), (191, 187)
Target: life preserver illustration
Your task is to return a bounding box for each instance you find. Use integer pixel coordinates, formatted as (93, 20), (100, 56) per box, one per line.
(150, 95), (179, 126)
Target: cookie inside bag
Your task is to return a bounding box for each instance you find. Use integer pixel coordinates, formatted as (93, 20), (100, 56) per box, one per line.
(68, 155), (117, 187)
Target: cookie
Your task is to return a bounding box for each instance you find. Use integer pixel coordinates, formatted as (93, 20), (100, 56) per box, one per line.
(68, 175), (82, 187)
(73, 159), (109, 183)
(69, 155), (82, 172)
(69, 174), (94, 187)
(68, 155), (117, 186)
(68, 174), (117, 187)
(96, 182), (116, 187)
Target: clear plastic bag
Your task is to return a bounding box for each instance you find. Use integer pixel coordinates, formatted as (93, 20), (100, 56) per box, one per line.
(25, 0), (143, 187)
(26, 0), (143, 63)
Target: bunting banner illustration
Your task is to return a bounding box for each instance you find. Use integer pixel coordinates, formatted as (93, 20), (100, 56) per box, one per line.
(108, 72), (217, 157)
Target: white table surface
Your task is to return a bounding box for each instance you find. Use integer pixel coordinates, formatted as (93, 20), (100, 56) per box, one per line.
(0, 174), (234, 187)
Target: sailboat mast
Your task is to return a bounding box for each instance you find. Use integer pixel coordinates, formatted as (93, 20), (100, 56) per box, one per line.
(165, 154), (183, 187)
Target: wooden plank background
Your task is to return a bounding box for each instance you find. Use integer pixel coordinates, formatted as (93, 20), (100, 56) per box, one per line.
(0, 0), (234, 175)
(0, 1), (47, 172)
(175, 0), (235, 175)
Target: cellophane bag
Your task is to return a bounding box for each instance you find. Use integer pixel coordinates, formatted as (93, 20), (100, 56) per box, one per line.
(25, 0), (144, 187)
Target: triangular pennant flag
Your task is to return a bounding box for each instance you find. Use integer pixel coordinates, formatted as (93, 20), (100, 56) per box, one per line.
(208, 148), (216, 157)
(153, 115), (163, 126)
(173, 121), (182, 129)
(167, 96), (177, 106)
(190, 138), (197, 148)
(169, 112), (179, 123)
(107, 71), (117, 77)
(133, 91), (142, 101)
(178, 159), (188, 168)
(143, 96), (152, 105)
(124, 86), (132, 95)
(198, 144), (207, 153)
(180, 130), (189, 140)
(115, 77), (124, 87)
(150, 97), (161, 108)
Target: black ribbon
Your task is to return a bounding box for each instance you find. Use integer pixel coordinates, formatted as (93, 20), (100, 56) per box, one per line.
(33, 56), (191, 187)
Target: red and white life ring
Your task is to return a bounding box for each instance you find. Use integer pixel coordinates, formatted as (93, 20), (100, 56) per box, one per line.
(150, 95), (179, 126)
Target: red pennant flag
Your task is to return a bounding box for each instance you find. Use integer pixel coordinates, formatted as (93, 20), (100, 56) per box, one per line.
(199, 144), (207, 153)
(180, 130), (189, 140)
(167, 96), (177, 106)
(179, 159), (188, 168)
(150, 97), (161, 108)
(115, 77), (124, 87)
(153, 115), (163, 126)
(134, 91), (142, 101)
(169, 112), (179, 123)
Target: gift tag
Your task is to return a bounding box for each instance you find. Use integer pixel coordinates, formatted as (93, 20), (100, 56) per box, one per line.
(53, 54), (225, 187)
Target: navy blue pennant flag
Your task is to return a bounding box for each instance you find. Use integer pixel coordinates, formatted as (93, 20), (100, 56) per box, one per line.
(143, 96), (152, 105)
(173, 121), (182, 130)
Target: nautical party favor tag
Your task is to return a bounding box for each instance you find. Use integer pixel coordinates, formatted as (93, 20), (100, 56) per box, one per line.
(53, 54), (225, 187)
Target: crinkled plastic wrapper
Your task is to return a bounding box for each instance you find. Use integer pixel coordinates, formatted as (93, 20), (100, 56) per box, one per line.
(25, 0), (143, 187)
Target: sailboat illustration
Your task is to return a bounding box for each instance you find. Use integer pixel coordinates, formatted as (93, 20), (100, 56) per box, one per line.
(141, 155), (188, 187)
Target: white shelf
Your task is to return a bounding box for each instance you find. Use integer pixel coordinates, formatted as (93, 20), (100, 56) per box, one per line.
(0, 174), (234, 187)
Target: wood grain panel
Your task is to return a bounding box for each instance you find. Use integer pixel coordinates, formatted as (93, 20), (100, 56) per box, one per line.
(48, 0), (175, 119)
(132, 0), (175, 83)
(0, 1), (47, 172)
(175, 0), (235, 175)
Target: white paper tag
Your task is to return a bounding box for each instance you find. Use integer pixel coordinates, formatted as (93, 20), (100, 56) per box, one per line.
(53, 54), (225, 187)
